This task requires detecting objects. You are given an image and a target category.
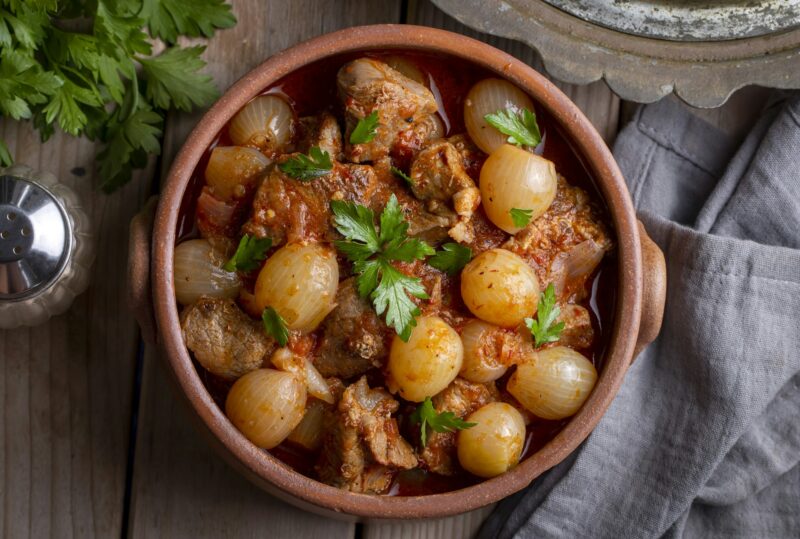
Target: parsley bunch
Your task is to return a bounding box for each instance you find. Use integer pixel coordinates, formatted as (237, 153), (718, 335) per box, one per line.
(331, 194), (435, 341)
(0, 0), (235, 192)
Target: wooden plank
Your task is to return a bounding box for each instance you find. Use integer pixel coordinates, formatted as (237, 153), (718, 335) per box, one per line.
(126, 2), (402, 538)
(0, 121), (154, 537)
(360, 2), (622, 538)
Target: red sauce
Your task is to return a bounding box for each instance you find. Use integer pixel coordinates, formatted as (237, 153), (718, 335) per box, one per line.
(179, 50), (618, 496)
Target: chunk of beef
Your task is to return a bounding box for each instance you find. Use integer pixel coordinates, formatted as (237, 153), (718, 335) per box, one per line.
(447, 133), (486, 180)
(316, 377), (417, 493)
(557, 304), (595, 350)
(409, 139), (481, 244)
(181, 297), (274, 380)
(297, 112), (343, 161)
(196, 187), (249, 239)
(337, 58), (438, 162)
(315, 278), (390, 379)
(503, 176), (613, 302)
(419, 378), (498, 475)
(242, 161), (379, 244)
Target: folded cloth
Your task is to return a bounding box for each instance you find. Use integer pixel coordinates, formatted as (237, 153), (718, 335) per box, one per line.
(479, 95), (800, 539)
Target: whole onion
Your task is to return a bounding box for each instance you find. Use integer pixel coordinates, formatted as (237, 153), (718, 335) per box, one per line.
(507, 346), (597, 420)
(388, 315), (463, 402)
(225, 368), (307, 449)
(480, 144), (557, 234)
(204, 146), (271, 201)
(464, 78), (535, 154)
(254, 242), (339, 332)
(173, 239), (241, 305)
(228, 95), (295, 155)
(460, 248), (540, 328)
(459, 319), (518, 383)
(457, 402), (526, 478)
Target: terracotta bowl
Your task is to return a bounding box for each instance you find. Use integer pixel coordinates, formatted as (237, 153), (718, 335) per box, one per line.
(128, 25), (666, 520)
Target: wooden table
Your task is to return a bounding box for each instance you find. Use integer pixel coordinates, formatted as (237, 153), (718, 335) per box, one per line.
(0, 1), (763, 537)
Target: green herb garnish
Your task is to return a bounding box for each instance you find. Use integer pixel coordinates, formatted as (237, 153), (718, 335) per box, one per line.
(484, 108), (542, 148)
(524, 283), (564, 347)
(262, 307), (289, 347)
(223, 234), (272, 272)
(278, 146), (333, 180)
(428, 243), (472, 275)
(349, 110), (379, 144)
(411, 397), (477, 447)
(509, 208), (534, 228)
(331, 194), (435, 341)
(391, 166), (413, 185)
(0, 0), (235, 192)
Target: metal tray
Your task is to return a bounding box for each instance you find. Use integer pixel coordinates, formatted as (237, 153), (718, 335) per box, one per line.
(433, 0), (800, 107)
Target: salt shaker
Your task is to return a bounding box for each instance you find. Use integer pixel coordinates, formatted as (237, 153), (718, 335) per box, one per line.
(0, 165), (95, 328)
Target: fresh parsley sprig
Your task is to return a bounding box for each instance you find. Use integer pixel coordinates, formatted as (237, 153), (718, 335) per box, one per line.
(410, 397), (477, 447)
(525, 283), (564, 347)
(349, 110), (379, 144)
(509, 208), (534, 228)
(485, 108), (542, 148)
(428, 243), (472, 275)
(278, 146), (333, 180)
(262, 306), (289, 347)
(223, 234), (272, 272)
(0, 0), (235, 192)
(391, 166), (413, 185)
(331, 194), (435, 341)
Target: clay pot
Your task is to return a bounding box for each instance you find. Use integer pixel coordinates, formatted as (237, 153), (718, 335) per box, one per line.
(127, 25), (666, 520)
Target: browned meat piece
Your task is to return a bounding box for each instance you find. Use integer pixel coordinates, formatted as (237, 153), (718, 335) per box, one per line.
(180, 297), (274, 380)
(241, 161), (379, 244)
(315, 278), (390, 379)
(409, 139), (481, 244)
(392, 113), (445, 169)
(503, 176), (613, 302)
(316, 377), (417, 493)
(557, 304), (595, 350)
(410, 139), (480, 218)
(447, 134), (487, 180)
(420, 378), (498, 475)
(297, 112), (343, 161)
(337, 58), (438, 162)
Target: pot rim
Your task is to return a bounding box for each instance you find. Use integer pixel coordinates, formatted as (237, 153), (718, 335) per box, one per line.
(151, 24), (642, 519)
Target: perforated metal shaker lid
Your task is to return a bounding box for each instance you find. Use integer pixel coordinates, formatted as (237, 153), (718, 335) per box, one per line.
(0, 173), (73, 301)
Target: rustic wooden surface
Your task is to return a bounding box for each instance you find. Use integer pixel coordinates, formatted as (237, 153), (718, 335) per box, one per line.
(0, 0), (764, 538)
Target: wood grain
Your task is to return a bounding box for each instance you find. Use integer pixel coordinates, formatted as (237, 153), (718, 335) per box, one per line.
(0, 121), (154, 538)
(126, 2), (401, 538)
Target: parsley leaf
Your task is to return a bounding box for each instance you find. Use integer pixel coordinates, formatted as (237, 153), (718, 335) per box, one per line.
(223, 234), (272, 272)
(391, 166), (413, 185)
(279, 146), (333, 180)
(332, 194), (434, 340)
(139, 46), (219, 111)
(509, 208), (533, 229)
(484, 108), (542, 148)
(524, 283), (565, 347)
(410, 397), (477, 447)
(262, 307), (289, 347)
(141, 0), (236, 45)
(428, 243), (472, 275)
(349, 110), (379, 144)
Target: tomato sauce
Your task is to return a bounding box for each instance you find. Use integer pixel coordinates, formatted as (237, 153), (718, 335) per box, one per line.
(179, 50), (617, 496)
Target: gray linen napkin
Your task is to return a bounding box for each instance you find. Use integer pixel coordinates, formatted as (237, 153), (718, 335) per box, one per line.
(479, 95), (800, 539)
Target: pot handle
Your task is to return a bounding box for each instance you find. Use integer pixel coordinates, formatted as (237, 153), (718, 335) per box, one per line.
(633, 220), (667, 361)
(127, 196), (158, 345)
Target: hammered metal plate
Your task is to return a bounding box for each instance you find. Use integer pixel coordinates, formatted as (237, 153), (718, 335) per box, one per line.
(433, 0), (800, 107)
